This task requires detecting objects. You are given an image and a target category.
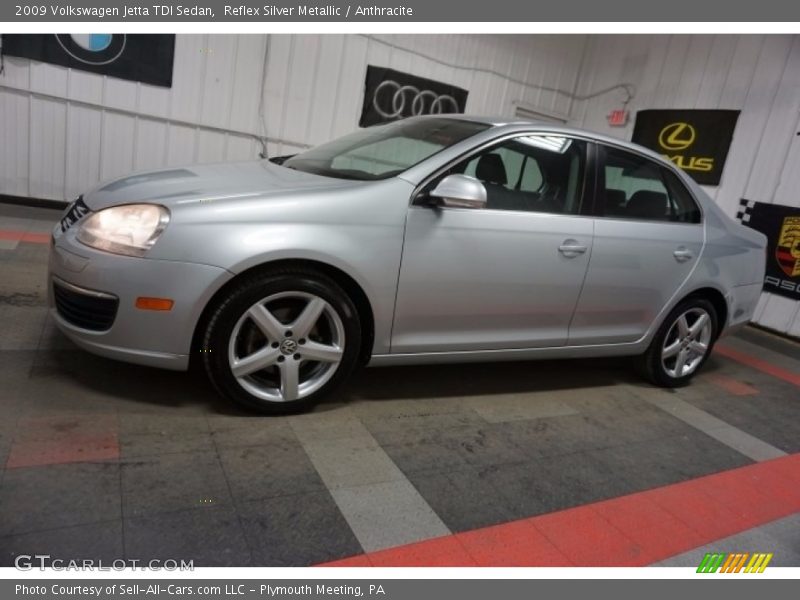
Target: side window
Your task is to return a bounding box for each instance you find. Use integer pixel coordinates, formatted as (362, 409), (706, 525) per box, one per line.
(602, 147), (701, 223)
(661, 168), (702, 224)
(519, 157), (544, 192)
(433, 135), (586, 214)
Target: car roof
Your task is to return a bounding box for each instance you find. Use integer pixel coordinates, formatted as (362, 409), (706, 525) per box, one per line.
(403, 114), (531, 127)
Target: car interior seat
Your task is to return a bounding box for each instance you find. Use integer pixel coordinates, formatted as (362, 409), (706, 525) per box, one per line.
(605, 189), (627, 216)
(624, 190), (668, 220)
(476, 154), (530, 212)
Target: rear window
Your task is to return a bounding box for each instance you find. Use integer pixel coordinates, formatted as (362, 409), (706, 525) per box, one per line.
(602, 147), (701, 224)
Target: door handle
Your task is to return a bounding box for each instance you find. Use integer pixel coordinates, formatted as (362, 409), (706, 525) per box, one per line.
(558, 240), (588, 258)
(673, 248), (694, 263)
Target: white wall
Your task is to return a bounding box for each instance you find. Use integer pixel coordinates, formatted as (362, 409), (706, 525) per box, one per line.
(0, 33), (586, 201)
(572, 34), (800, 338)
(1, 33), (799, 337)
(0, 34), (266, 200)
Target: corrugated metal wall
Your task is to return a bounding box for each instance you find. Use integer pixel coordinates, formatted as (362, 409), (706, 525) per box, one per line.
(0, 33), (586, 200)
(572, 34), (800, 337)
(1, 33), (798, 337)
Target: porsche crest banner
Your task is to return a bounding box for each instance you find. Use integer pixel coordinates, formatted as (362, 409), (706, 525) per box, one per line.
(737, 199), (800, 300)
(359, 66), (468, 127)
(1, 34), (175, 87)
(632, 110), (740, 186)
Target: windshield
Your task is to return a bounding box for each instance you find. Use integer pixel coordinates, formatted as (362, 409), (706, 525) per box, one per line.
(282, 118), (489, 181)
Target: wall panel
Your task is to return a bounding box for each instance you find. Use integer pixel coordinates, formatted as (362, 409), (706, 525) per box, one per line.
(228, 35), (266, 135)
(0, 91), (30, 196)
(99, 112), (135, 182)
(134, 118), (169, 172)
(64, 106), (101, 199)
(28, 97), (66, 199)
(165, 124), (197, 166)
(199, 34), (239, 129)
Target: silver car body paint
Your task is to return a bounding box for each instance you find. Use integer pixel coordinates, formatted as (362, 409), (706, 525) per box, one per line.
(48, 117), (767, 371)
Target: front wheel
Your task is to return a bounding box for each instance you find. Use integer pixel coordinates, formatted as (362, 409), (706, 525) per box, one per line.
(201, 269), (361, 414)
(637, 297), (718, 388)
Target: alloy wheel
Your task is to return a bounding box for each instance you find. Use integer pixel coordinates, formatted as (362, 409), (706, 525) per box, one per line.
(660, 307), (713, 379)
(227, 291), (345, 402)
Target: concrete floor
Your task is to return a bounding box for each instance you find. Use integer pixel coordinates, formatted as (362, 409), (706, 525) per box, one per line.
(0, 202), (799, 567)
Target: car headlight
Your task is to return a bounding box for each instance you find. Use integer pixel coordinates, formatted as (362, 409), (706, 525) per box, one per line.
(77, 204), (170, 257)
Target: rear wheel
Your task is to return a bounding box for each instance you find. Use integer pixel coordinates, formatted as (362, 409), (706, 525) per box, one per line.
(201, 269), (361, 414)
(637, 297), (717, 388)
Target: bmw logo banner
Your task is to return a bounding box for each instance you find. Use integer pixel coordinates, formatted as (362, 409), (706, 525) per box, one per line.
(359, 65), (469, 127)
(1, 34), (175, 87)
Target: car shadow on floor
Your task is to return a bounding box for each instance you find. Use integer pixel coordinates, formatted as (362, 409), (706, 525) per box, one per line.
(29, 328), (728, 415)
(30, 334), (224, 413)
(347, 356), (642, 401)
(338, 353), (727, 410)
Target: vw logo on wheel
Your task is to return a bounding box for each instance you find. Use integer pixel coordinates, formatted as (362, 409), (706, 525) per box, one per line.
(372, 80), (460, 120)
(55, 34), (127, 66)
(279, 339), (298, 356)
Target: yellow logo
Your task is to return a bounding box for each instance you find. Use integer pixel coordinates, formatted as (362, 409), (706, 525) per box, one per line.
(776, 216), (800, 278)
(659, 122), (697, 151)
(657, 122), (713, 172)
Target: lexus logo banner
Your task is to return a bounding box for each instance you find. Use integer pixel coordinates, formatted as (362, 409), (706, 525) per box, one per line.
(1, 34), (175, 87)
(632, 109), (740, 186)
(359, 65), (468, 127)
(737, 199), (800, 301)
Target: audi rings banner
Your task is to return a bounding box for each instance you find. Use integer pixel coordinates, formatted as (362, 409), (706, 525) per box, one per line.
(1, 34), (175, 87)
(359, 65), (469, 127)
(631, 109), (740, 186)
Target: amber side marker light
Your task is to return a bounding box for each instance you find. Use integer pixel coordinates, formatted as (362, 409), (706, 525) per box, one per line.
(135, 297), (174, 311)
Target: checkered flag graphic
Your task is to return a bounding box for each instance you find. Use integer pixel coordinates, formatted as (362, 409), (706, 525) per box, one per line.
(736, 198), (756, 223)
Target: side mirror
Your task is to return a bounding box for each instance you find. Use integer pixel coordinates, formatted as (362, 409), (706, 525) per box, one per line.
(429, 174), (487, 209)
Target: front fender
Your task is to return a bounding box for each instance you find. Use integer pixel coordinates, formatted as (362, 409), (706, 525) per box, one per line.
(154, 220), (405, 354)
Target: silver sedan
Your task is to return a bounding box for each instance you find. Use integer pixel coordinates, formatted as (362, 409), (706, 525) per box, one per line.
(48, 116), (767, 413)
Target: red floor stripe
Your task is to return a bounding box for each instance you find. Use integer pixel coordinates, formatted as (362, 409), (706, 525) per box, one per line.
(707, 374), (759, 396)
(715, 344), (800, 388)
(318, 454), (800, 567)
(5, 414), (119, 469)
(0, 229), (50, 244)
(22, 231), (51, 244)
(0, 230), (23, 241)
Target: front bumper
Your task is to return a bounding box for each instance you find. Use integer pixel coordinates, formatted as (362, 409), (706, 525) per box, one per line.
(48, 226), (232, 370)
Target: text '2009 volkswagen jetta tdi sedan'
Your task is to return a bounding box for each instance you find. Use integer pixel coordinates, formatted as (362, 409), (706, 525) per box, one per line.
(49, 116), (767, 413)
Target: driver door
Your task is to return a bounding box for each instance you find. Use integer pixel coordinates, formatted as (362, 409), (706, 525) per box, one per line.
(391, 134), (596, 353)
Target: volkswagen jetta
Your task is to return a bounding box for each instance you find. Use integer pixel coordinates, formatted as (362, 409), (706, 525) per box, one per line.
(49, 116), (767, 413)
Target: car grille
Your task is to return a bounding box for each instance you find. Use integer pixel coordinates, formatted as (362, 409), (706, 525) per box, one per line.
(53, 279), (119, 332)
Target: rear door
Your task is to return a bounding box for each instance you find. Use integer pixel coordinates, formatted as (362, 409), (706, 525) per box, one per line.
(568, 144), (704, 345)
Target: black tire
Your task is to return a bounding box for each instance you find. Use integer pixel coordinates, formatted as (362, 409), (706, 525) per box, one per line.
(201, 268), (361, 414)
(636, 296), (718, 388)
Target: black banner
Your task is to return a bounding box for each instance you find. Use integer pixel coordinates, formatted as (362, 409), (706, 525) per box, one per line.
(737, 199), (800, 301)
(359, 66), (468, 127)
(632, 109), (739, 186)
(1, 34), (175, 87)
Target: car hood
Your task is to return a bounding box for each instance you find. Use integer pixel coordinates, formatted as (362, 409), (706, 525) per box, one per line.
(82, 160), (358, 211)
